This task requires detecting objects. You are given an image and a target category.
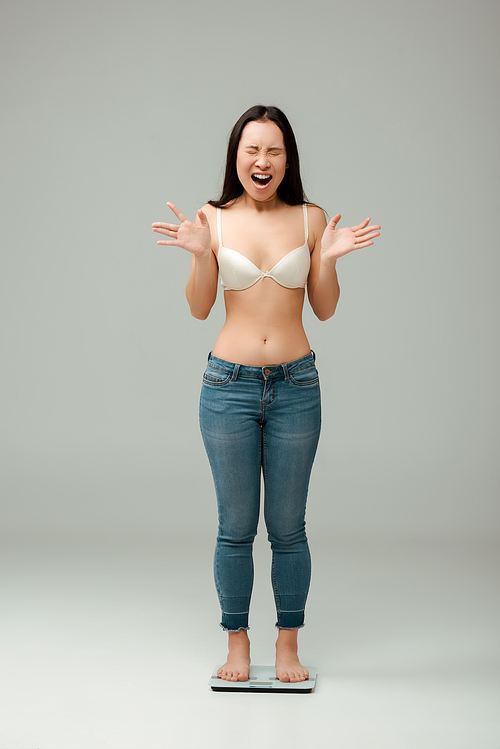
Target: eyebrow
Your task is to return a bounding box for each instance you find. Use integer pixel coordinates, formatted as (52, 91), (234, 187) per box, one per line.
(245, 144), (284, 151)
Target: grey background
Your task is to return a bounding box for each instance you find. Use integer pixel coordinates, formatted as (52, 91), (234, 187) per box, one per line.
(1, 0), (499, 541)
(1, 1), (499, 747)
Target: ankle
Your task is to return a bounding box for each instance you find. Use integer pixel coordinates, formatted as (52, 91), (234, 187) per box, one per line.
(228, 630), (250, 647)
(276, 629), (299, 651)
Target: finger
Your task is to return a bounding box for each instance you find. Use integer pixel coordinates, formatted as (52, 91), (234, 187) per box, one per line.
(167, 202), (187, 223)
(152, 226), (179, 238)
(328, 213), (341, 227)
(350, 218), (371, 232)
(153, 228), (178, 239)
(197, 208), (208, 226)
(354, 240), (375, 249)
(152, 225), (176, 235)
(363, 231), (380, 242)
(152, 222), (179, 231)
(156, 239), (182, 246)
(355, 230), (380, 241)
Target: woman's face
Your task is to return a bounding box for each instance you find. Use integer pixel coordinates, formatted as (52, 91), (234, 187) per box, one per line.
(236, 120), (287, 201)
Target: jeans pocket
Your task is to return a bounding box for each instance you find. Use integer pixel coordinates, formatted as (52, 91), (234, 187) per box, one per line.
(289, 363), (319, 386)
(203, 364), (231, 386)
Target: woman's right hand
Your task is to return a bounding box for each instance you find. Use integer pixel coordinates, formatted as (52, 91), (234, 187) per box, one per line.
(152, 202), (212, 258)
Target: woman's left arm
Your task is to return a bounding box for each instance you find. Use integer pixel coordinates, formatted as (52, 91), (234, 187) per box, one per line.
(307, 208), (381, 321)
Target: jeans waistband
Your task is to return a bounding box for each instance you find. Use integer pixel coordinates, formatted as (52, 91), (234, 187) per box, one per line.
(207, 351), (316, 382)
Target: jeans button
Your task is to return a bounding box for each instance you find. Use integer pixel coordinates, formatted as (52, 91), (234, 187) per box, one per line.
(264, 368), (271, 375)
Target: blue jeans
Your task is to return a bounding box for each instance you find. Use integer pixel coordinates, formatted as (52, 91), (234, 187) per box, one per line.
(199, 352), (321, 631)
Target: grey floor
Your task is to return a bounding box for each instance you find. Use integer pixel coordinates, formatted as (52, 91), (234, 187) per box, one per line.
(1, 532), (499, 749)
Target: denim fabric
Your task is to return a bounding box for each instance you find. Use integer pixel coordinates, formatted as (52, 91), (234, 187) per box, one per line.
(199, 351), (321, 631)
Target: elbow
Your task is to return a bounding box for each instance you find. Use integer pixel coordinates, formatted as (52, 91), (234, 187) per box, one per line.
(316, 310), (335, 322)
(188, 301), (211, 320)
(314, 298), (339, 322)
(310, 286), (340, 322)
(186, 289), (214, 320)
(185, 273), (218, 320)
(191, 308), (209, 320)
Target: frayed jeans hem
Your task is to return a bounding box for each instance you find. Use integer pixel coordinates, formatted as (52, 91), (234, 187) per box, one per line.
(219, 624), (251, 632)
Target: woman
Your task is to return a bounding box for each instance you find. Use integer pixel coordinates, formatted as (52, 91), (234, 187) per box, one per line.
(152, 105), (380, 684)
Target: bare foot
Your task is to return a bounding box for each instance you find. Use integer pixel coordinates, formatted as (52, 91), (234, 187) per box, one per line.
(275, 629), (309, 683)
(217, 630), (251, 682)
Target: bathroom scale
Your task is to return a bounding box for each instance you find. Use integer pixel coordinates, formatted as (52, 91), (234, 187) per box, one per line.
(209, 665), (317, 693)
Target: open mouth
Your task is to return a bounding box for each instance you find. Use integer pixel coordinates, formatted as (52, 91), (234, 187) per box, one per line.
(251, 173), (272, 188)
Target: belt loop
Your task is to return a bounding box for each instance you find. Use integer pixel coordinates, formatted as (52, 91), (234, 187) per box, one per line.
(207, 350), (212, 362)
(232, 363), (240, 381)
(311, 349), (316, 362)
(281, 363), (289, 382)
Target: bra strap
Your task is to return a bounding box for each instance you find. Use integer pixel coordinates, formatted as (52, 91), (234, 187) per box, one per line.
(303, 203), (309, 244)
(217, 207), (223, 247)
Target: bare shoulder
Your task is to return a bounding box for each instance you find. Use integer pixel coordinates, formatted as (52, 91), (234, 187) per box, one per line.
(306, 203), (327, 224)
(306, 203), (327, 244)
(199, 202), (216, 218)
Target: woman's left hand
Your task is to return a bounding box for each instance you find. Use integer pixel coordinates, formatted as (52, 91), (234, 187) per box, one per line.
(320, 214), (381, 263)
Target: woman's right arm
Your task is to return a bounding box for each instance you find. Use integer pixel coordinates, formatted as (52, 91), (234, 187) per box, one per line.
(152, 202), (218, 320)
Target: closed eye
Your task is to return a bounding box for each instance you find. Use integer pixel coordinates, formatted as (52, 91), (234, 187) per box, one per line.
(244, 148), (284, 156)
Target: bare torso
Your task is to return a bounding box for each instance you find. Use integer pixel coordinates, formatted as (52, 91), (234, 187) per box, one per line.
(213, 282), (310, 366)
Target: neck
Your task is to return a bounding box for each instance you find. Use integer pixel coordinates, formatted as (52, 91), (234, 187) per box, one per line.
(238, 191), (283, 212)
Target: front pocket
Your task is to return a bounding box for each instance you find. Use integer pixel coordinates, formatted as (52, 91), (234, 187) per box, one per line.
(203, 365), (231, 386)
(289, 364), (319, 386)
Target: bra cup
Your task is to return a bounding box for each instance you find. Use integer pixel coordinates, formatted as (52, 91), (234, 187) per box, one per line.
(268, 244), (311, 288)
(219, 243), (310, 291)
(218, 247), (262, 290)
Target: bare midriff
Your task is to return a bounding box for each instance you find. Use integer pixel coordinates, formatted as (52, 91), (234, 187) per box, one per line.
(211, 279), (311, 367)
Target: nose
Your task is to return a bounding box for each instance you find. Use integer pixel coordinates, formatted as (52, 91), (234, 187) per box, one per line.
(255, 150), (271, 169)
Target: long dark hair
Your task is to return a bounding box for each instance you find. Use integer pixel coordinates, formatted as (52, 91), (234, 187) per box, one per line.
(208, 105), (309, 208)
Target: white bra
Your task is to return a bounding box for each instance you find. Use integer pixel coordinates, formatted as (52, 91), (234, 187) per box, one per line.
(217, 204), (310, 291)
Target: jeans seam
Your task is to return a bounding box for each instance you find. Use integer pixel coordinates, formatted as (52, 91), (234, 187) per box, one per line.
(288, 376), (319, 386)
(263, 425), (281, 623)
(214, 545), (221, 602)
(289, 362), (315, 374)
(203, 376), (231, 386)
(279, 609), (305, 613)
